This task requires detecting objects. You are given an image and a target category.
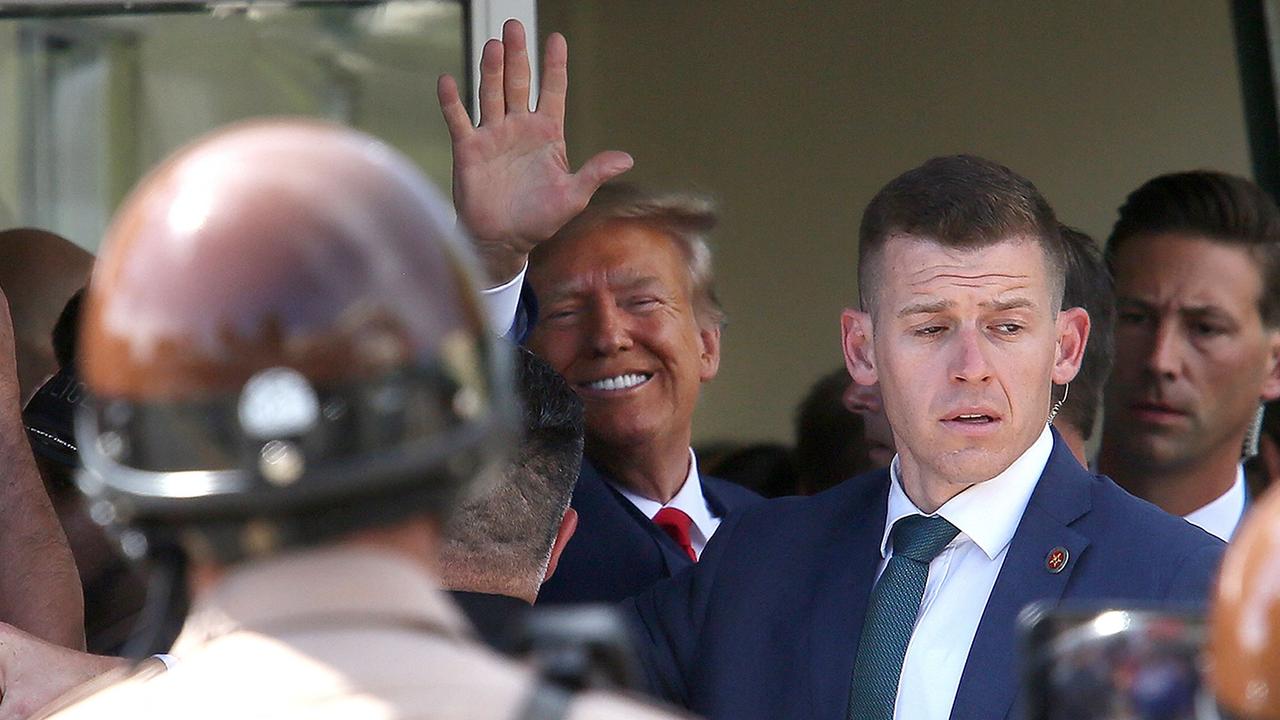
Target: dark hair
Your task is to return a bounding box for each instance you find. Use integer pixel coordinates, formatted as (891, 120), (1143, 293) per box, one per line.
(858, 155), (1065, 313)
(699, 442), (797, 499)
(1105, 170), (1280, 327)
(440, 347), (584, 585)
(793, 368), (872, 494)
(1052, 226), (1114, 441)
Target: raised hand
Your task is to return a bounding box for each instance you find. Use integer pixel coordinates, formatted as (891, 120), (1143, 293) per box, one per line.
(437, 19), (633, 285)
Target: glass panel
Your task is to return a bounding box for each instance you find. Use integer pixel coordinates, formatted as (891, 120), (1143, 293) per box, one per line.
(0, 1), (465, 250)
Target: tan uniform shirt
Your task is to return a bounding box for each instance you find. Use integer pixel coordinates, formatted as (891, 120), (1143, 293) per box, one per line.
(44, 545), (686, 720)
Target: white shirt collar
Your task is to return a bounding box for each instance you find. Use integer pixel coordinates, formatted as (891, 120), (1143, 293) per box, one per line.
(612, 449), (719, 545)
(883, 425), (1055, 561)
(1182, 464), (1247, 542)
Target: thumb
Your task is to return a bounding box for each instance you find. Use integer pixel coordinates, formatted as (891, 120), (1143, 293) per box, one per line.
(571, 150), (634, 201)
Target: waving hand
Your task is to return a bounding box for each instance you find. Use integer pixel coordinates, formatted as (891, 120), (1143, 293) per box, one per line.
(438, 20), (633, 285)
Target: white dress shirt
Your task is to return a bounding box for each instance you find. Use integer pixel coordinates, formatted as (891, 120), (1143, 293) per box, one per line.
(1182, 464), (1246, 542)
(880, 425), (1054, 720)
(481, 262), (527, 335)
(612, 449), (722, 558)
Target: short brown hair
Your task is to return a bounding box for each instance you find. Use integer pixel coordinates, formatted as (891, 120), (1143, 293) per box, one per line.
(1105, 170), (1280, 327)
(1054, 226), (1115, 441)
(542, 183), (726, 329)
(857, 155), (1065, 314)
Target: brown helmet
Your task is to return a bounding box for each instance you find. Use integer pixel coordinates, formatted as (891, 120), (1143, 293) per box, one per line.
(76, 119), (516, 562)
(1209, 485), (1280, 719)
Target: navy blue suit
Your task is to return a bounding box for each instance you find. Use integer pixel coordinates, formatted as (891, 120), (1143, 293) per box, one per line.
(625, 431), (1225, 720)
(538, 457), (763, 605)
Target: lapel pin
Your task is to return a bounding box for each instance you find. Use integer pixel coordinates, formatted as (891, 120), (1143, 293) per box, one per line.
(1045, 546), (1069, 574)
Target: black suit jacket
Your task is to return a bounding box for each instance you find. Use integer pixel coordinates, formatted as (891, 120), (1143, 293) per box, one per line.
(537, 457), (762, 605)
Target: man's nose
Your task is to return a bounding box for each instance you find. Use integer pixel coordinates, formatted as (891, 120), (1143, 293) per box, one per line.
(950, 328), (993, 384)
(587, 303), (632, 355)
(1144, 319), (1183, 379)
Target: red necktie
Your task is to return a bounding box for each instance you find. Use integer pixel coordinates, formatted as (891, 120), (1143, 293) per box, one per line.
(654, 507), (698, 562)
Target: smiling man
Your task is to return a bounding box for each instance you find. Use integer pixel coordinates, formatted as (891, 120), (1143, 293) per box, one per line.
(526, 185), (761, 604)
(437, 22), (758, 606)
(624, 156), (1224, 720)
(1098, 171), (1280, 541)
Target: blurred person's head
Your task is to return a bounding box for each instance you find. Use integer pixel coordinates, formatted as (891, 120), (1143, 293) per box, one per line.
(793, 368), (872, 494)
(701, 442), (797, 498)
(1100, 171), (1280, 513)
(439, 348), (583, 603)
(23, 288), (149, 655)
(526, 184), (723, 475)
(843, 382), (894, 470)
(74, 121), (515, 604)
(0, 228), (92, 401)
(843, 155), (1087, 510)
(1051, 226), (1115, 465)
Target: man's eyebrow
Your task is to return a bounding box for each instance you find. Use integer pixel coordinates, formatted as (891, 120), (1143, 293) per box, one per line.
(981, 297), (1037, 312)
(898, 299), (953, 318)
(896, 296), (1040, 318)
(538, 272), (664, 303)
(1116, 296), (1154, 310)
(538, 279), (590, 304)
(608, 272), (664, 291)
(1181, 304), (1234, 317)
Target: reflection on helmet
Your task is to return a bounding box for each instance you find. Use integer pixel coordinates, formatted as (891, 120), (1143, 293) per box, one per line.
(75, 119), (516, 564)
(1209, 486), (1280, 720)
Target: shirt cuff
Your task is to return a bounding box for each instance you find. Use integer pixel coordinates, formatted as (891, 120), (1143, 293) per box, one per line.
(481, 261), (527, 337)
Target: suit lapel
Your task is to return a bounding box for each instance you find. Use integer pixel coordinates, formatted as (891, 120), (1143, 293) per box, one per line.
(808, 474), (890, 719)
(588, 460), (694, 576)
(702, 477), (730, 518)
(949, 438), (1093, 720)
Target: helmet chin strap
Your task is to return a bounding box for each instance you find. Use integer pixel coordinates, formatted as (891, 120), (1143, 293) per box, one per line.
(1047, 382), (1070, 425)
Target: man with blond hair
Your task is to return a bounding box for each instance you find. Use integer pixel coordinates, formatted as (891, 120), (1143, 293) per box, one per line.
(439, 21), (759, 604)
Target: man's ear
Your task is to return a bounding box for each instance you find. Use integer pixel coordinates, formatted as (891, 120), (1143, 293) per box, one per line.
(1051, 306), (1090, 385)
(542, 508), (578, 582)
(698, 323), (722, 383)
(841, 309), (878, 386)
(1262, 329), (1280, 401)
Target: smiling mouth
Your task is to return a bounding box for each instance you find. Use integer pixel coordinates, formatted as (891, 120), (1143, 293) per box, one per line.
(580, 373), (653, 392)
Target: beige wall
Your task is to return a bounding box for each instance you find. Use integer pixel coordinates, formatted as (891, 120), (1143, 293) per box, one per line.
(539, 1), (1252, 446)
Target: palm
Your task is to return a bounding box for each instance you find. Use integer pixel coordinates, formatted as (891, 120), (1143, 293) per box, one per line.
(438, 21), (631, 283)
(452, 114), (578, 251)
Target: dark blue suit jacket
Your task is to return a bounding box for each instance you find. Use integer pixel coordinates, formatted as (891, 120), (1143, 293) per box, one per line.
(538, 457), (763, 605)
(625, 431), (1225, 720)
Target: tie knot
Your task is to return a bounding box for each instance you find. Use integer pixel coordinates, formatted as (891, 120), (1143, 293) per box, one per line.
(654, 507), (693, 534)
(890, 514), (959, 564)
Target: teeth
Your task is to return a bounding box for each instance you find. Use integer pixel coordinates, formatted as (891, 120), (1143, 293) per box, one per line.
(587, 374), (650, 391)
(957, 414), (988, 420)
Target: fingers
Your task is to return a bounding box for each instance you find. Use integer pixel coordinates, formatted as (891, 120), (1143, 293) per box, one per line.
(436, 74), (473, 139)
(538, 32), (568, 125)
(478, 38), (504, 125)
(572, 150), (635, 200)
(502, 18), (532, 114)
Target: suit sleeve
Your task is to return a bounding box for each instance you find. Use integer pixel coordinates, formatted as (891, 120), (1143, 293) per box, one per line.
(621, 509), (747, 707)
(1164, 541), (1226, 607)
